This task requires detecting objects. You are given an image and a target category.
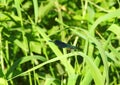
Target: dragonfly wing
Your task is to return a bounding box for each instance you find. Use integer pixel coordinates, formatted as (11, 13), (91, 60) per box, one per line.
(54, 40), (67, 48)
(54, 40), (77, 49)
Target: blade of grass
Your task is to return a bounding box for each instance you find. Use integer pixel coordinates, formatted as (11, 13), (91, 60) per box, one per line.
(14, 39), (28, 54)
(80, 57), (101, 85)
(90, 8), (120, 36)
(32, 0), (38, 24)
(67, 74), (78, 85)
(44, 78), (55, 85)
(38, 0), (54, 20)
(71, 28), (107, 85)
(14, 0), (23, 26)
(6, 55), (46, 79)
(7, 51), (104, 85)
(7, 52), (77, 81)
(87, 9), (120, 85)
(36, 26), (75, 75)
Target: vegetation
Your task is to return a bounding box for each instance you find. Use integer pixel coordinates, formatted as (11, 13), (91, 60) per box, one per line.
(0, 0), (120, 85)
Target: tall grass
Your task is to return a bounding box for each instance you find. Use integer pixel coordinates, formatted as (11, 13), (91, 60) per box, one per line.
(0, 0), (120, 85)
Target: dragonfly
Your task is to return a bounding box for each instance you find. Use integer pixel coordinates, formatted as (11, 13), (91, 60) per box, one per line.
(49, 40), (77, 49)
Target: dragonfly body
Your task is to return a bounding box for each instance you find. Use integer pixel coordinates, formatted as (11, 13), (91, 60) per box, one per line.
(49, 40), (77, 49)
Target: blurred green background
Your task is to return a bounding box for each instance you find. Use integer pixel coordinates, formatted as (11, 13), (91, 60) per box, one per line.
(0, 0), (120, 85)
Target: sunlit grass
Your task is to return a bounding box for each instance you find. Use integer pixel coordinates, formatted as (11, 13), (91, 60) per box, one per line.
(0, 0), (120, 85)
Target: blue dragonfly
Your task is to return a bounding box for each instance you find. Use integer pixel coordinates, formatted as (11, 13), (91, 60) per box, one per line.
(49, 40), (77, 49)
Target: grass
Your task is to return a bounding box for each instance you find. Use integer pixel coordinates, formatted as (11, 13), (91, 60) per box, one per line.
(0, 0), (120, 85)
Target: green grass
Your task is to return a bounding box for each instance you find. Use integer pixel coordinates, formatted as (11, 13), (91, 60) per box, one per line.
(0, 0), (120, 85)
